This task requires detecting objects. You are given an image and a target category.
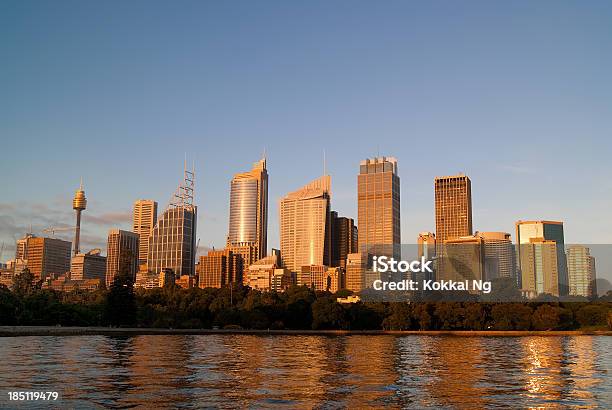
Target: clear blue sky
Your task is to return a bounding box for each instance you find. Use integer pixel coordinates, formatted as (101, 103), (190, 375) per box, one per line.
(1, 1), (612, 270)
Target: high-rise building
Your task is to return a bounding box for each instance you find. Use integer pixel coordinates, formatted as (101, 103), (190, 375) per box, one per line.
(279, 175), (332, 273)
(15, 233), (35, 261)
(346, 252), (368, 293)
(70, 249), (106, 282)
(133, 200), (158, 267)
(298, 265), (344, 292)
(567, 245), (597, 298)
(23, 237), (72, 281)
(197, 249), (242, 288)
(106, 229), (139, 286)
(227, 158), (268, 262)
(518, 238), (559, 297)
(434, 174), (472, 242)
(437, 235), (485, 284)
(330, 211), (358, 269)
(417, 232), (436, 281)
(477, 232), (516, 281)
(358, 157), (400, 258)
(148, 167), (197, 277)
(516, 220), (568, 295)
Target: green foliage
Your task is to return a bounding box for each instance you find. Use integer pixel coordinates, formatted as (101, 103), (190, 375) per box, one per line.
(575, 304), (610, 328)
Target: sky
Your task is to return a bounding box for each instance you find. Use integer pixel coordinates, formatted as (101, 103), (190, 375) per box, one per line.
(1, 1), (612, 278)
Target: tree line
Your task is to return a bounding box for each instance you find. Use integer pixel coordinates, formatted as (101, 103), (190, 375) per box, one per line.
(1, 268), (611, 331)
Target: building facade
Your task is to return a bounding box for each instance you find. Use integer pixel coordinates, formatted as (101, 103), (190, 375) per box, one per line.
(133, 199), (158, 267)
(516, 220), (568, 296)
(70, 249), (106, 282)
(330, 211), (358, 269)
(227, 158), (268, 263)
(105, 229), (139, 286)
(518, 238), (560, 297)
(24, 237), (72, 281)
(566, 245), (597, 298)
(358, 157), (400, 258)
(434, 174), (472, 243)
(279, 175), (332, 272)
(197, 249), (242, 288)
(478, 232), (516, 282)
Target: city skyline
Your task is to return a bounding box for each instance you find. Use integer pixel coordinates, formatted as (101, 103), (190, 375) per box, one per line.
(2, 2), (612, 265)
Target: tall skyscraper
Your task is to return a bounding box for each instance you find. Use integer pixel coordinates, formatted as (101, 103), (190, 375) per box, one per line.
(72, 180), (87, 256)
(279, 175), (331, 273)
(23, 236), (72, 281)
(357, 157), (400, 258)
(148, 166), (197, 277)
(516, 220), (568, 296)
(105, 229), (139, 286)
(133, 200), (158, 266)
(434, 174), (472, 242)
(567, 245), (597, 298)
(330, 211), (358, 269)
(227, 158), (268, 262)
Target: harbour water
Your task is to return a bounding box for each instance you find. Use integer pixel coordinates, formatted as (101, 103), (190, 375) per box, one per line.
(0, 335), (610, 408)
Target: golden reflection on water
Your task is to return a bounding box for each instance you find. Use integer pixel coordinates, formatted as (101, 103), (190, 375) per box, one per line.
(0, 335), (608, 408)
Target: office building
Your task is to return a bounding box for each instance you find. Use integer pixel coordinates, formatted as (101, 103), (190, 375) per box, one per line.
(478, 232), (516, 281)
(358, 157), (400, 258)
(518, 238), (559, 297)
(330, 211), (357, 269)
(148, 167), (197, 277)
(106, 229), (139, 286)
(346, 253), (368, 293)
(567, 245), (597, 298)
(279, 175), (332, 272)
(227, 158), (268, 263)
(516, 220), (568, 295)
(24, 236), (72, 281)
(70, 249), (106, 282)
(133, 200), (158, 267)
(197, 249), (242, 288)
(435, 174), (472, 242)
(417, 232), (436, 281)
(437, 235), (485, 285)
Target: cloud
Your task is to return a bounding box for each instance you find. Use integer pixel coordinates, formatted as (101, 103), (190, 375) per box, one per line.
(85, 212), (132, 227)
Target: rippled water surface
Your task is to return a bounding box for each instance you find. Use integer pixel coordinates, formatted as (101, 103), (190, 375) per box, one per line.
(0, 335), (610, 408)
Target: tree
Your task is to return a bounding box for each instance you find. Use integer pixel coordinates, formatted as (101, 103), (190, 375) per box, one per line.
(12, 268), (35, 296)
(531, 304), (563, 330)
(311, 297), (347, 330)
(575, 304), (609, 328)
(491, 303), (532, 330)
(382, 303), (411, 330)
(104, 251), (137, 326)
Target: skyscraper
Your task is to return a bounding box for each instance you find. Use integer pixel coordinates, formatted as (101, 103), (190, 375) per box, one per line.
(148, 166), (197, 277)
(279, 175), (331, 273)
(105, 229), (139, 286)
(133, 200), (158, 267)
(357, 157), (400, 258)
(518, 238), (559, 297)
(330, 211), (358, 269)
(434, 174), (472, 242)
(516, 220), (568, 296)
(227, 158), (268, 262)
(567, 245), (597, 298)
(197, 249), (242, 288)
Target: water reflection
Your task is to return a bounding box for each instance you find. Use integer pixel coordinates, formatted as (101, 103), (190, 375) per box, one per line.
(0, 335), (609, 408)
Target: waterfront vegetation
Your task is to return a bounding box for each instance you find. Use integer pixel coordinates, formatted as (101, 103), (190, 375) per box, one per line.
(1, 269), (611, 331)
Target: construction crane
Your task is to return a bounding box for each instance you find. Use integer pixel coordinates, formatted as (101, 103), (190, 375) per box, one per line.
(42, 226), (76, 237)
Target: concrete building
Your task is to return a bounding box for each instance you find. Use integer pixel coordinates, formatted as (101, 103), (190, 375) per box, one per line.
(106, 229), (139, 286)
(567, 245), (597, 298)
(437, 235), (485, 284)
(435, 174), (472, 243)
(516, 220), (568, 295)
(176, 275), (195, 289)
(227, 158), (268, 264)
(148, 167), (197, 277)
(24, 236), (72, 281)
(358, 157), (400, 258)
(298, 265), (344, 292)
(133, 199), (158, 267)
(518, 238), (560, 297)
(72, 180), (87, 256)
(135, 271), (160, 289)
(197, 249), (242, 288)
(330, 211), (357, 269)
(43, 277), (102, 292)
(70, 249), (106, 282)
(279, 175), (332, 273)
(477, 232), (516, 281)
(346, 252), (367, 293)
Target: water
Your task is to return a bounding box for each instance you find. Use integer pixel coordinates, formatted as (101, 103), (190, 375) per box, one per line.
(0, 335), (609, 408)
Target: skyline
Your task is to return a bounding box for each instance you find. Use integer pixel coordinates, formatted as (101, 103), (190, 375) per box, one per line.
(2, 1), (612, 261)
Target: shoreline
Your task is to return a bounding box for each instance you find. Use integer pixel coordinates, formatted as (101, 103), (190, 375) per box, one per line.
(0, 326), (610, 337)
